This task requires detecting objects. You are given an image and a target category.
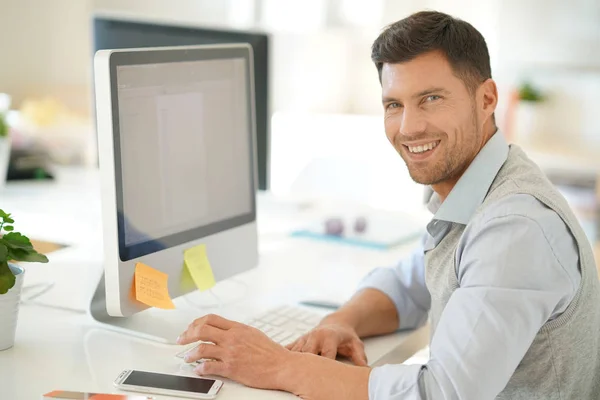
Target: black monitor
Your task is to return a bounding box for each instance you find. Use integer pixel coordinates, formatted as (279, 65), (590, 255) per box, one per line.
(92, 15), (271, 191)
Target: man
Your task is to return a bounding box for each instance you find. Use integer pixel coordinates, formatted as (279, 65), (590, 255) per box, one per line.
(177, 11), (600, 399)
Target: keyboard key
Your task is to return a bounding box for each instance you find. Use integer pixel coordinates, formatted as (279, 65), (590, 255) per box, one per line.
(260, 314), (279, 324)
(249, 320), (266, 330)
(268, 328), (284, 338)
(294, 323), (313, 333)
(286, 307), (303, 318)
(270, 316), (288, 326)
(272, 331), (293, 344)
(275, 305), (293, 315)
(262, 326), (276, 336)
(301, 314), (320, 324)
(306, 316), (323, 325)
(281, 332), (305, 347)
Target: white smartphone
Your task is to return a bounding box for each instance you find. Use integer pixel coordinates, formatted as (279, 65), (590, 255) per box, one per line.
(114, 369), (223, 399)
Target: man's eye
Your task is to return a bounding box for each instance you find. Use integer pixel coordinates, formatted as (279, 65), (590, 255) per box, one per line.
(425, 95), (441, 102)
(387, 102), (401, 110)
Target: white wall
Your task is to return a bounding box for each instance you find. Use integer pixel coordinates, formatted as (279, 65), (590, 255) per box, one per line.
(0, 0), (597, 143)
(0, 0), (92, 115)
(92, 0), (234, 28)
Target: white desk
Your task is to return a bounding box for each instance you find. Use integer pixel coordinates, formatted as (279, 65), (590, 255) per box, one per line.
(0, 167), (428, 399)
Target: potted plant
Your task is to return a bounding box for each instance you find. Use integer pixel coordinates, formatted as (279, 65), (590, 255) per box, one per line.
(513, 81), (548, 145)
(0, 209), (48, 350)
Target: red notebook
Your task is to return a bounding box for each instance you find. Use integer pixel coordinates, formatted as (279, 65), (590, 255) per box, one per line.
(43, 391), (153, 400)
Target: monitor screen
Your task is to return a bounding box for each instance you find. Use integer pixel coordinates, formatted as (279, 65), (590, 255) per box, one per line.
(93, 17), (270, 190)
(112, 50), (254, 260)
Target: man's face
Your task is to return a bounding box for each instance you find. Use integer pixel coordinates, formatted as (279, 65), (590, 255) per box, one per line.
(381, 51), (483, 186)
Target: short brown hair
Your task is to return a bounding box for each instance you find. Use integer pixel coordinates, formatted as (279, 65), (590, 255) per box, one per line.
(371, 11), (491, 93)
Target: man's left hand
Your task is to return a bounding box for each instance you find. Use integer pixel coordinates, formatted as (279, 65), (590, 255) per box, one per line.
(177, 314), (292, 391)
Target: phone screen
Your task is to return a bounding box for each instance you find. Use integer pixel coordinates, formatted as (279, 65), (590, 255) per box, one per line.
(123, 370), (216, 394)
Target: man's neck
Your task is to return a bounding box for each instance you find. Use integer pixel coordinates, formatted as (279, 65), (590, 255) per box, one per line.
(432, 176), (460, 203)
(432, 125), (497, 202)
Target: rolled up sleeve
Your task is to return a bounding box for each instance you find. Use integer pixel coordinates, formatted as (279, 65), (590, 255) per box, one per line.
(357, 239), (431, 330)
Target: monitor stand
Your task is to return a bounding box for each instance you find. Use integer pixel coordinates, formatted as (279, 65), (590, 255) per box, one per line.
(89, 274), (199, 344)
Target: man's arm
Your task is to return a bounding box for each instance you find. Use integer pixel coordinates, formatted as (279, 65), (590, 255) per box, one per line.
(368, 206), (579, 399)
(286, 239), (431, 363)
(324, 288), (401, 338)
(327, 238), (431, 337)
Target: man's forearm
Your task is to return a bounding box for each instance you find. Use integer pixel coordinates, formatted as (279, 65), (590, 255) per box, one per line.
(278, 351), (371, 400)
(325, 288), (399, 338)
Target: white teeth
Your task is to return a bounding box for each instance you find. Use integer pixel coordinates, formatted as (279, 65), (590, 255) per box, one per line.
(408, 141), (438, 153)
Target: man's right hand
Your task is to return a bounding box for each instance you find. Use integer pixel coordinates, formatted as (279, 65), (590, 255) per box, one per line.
(285, 317), (368, 366)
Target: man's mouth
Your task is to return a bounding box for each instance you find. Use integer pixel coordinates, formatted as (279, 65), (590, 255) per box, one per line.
(404, 140), (440, 154)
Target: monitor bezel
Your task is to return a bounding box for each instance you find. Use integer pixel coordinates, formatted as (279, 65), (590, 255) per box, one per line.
(107, 44), (257, 261)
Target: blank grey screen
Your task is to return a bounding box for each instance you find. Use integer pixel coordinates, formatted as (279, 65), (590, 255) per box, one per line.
(116, 58), (252, 247)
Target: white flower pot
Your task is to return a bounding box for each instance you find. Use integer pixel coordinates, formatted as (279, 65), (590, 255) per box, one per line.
(0, 263), (24, 351)
(513, 102), (550, 146)
(0, 135), (10, 189)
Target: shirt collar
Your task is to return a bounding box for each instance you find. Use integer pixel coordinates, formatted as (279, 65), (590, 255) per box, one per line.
(427, 130), (509, 225)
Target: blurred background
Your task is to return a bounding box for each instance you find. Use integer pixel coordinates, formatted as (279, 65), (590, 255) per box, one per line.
(0, 0), (599, 245)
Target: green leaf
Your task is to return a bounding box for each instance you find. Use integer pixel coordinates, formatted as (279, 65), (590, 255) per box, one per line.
(8, 248), (48, 263)
(1, 232), (34, 251)
(0, 113), (7, 138)
(0, 243), (7, 262)
(0, 261), (15, 294)
(0, 209), (8, 219)
(4, 217), (14, 224)
(3, 225), (14, 232)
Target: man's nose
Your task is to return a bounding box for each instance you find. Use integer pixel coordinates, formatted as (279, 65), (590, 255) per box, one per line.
(399, 107), (427, 137)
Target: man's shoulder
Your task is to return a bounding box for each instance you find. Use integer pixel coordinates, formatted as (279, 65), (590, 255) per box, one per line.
(470, 193), (569, 240)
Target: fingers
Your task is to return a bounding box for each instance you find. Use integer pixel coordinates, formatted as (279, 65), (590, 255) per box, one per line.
(194, 359), (227, 378)
(178, 314), (236, 345)
(301, 335), (320, 355)
(350, 341), (368, 367)
(178, 324), (225, 346)
(203, 314), (237, 330)
(284, 341), (295, 351)
(185, 343), (225, 363)
(289, 336), (308, 352)
(320, 337), (338, 360)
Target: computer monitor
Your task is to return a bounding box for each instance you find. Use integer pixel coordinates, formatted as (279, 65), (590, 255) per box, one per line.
(92, 14), (271, 191)
(90, 44), (259, 342)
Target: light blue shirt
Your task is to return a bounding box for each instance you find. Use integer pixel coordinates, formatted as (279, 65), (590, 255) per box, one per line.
(358, 132), (581, 399)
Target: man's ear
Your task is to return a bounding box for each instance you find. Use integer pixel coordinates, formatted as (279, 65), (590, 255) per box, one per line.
(479, 78), (498, 120)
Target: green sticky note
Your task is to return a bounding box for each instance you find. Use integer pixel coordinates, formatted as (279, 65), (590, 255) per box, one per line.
(183, 244), (216, 291)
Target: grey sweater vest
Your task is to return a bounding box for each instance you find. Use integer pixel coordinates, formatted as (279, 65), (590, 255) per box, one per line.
(424, 145), (600, 399)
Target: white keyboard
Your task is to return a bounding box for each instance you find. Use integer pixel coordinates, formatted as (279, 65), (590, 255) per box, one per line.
(176, 305), (326, 363)
(246, 304), (325, 346)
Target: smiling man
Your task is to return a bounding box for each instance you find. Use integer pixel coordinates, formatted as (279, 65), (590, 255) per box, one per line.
(178, 11), (600, 399)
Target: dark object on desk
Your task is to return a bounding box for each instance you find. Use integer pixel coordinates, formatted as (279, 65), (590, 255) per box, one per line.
(325, 218), (345, 236)
(6, 146), (53, 181)
(354, 216), (368, 233)
(325, 216), (368, 236)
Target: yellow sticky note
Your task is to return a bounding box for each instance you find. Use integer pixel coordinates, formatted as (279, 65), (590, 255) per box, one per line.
(134, 262), (176, 309)
(180, 261), (196, 292)
(184, 244), (216, 291)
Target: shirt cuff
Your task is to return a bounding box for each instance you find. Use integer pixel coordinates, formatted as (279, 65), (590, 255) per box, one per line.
(357, 268), (427, 330)
(369, 363), (424, 400)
